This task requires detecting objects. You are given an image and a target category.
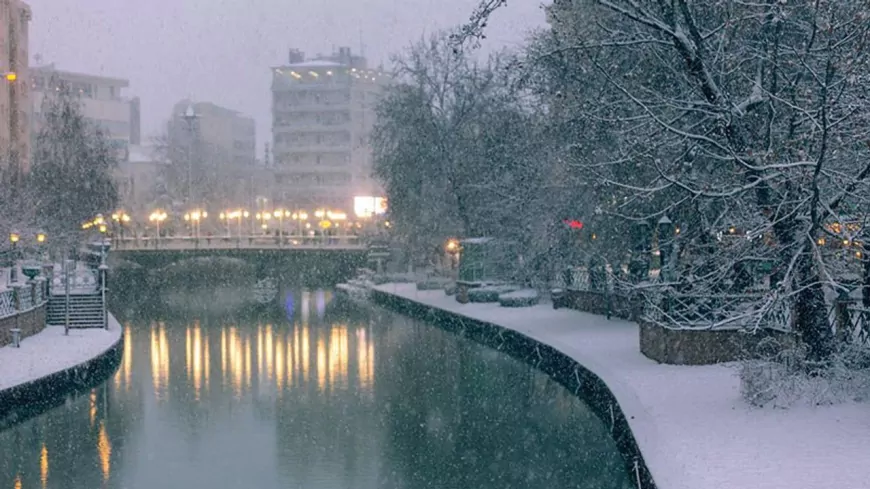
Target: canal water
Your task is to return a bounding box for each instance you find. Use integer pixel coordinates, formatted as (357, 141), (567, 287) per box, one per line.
(0, 284), (632, 489)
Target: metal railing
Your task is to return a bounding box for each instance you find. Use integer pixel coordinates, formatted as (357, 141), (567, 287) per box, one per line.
(829, 299), (870, 346)
(111, 234), (365, 251)
(0, 278), (49, 320)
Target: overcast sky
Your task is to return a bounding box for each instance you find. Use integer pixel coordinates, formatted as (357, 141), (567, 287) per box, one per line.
(26, 0), (545, 156)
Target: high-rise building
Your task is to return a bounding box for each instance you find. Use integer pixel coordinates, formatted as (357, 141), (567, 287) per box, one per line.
(30, 64), (137, 160)
(0, 0), (32, 179)
(271, 46), (390, 215)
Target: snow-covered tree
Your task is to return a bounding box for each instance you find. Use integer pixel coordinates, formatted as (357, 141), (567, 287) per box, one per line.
(28, 84), (119, 245)
(373, 32), (557, 276)
(469, 0), (870, 361)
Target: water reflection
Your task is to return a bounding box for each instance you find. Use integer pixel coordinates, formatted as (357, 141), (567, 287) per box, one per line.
(97, 421), (112, 482)
(39, 444), (47, 489)
(0, 286), (631, 489)
(150, 323), (170, 400)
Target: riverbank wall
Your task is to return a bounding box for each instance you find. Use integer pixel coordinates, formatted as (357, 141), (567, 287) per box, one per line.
(370, 287), (656, 489)
(0, 315), (123, 425)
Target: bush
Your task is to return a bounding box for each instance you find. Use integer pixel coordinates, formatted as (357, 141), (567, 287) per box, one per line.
(468, 285), (521, 303)
(740, 339), (870, 408)
(499, 289), (539, 307)
(444, 283), (457, 296)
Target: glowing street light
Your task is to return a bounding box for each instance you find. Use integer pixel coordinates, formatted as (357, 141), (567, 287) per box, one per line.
(149, 210), (168, 247)
(184, 209), (207, 241)
(9, 230), (19, 283)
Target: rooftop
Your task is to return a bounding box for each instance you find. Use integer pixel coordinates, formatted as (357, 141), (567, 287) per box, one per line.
(30, 64), (129, 87)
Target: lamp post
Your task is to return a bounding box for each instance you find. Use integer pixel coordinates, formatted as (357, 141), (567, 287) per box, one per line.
(273, 209), (290, 246)
(36, 230), (46, 262)
(98, 222), (108, 266)
(9, 230), (19, 283)
(184, 209), (207, 248)
(220, 211), (231, 237)
(112, 211), (131, 247)
(149, 210), (167, 248)
(179, 104), (200, 207)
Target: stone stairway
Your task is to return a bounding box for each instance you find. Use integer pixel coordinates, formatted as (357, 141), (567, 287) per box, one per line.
(47, 293), (105, 329)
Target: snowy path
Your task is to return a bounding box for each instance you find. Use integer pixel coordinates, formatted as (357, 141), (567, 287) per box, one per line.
(0, 316), (122, 392)
(376, 283), (870, 489)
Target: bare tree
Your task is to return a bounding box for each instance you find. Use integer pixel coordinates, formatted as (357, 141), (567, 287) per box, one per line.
(373, 32), (556, 274)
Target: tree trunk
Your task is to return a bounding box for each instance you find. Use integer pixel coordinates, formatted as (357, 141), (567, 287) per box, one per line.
(793, 251), (835, 363)
(863, 243), (870, 308)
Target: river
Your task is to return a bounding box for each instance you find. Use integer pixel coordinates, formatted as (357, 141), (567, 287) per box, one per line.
(0, 283), (632, 489)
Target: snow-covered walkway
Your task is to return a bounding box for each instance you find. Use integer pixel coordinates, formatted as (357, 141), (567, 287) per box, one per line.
(375, 283), (870, 489)
(0, 316), (122, 392)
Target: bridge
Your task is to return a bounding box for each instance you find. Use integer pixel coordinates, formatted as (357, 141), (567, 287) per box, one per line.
(112, 235), (365, 251)
(109, 235), (373, 281)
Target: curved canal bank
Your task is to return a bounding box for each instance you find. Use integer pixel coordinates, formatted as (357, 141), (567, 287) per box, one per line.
(370, 283), (870, 489)
(369, 286), (656, 489)
(0, 316), (123, 423)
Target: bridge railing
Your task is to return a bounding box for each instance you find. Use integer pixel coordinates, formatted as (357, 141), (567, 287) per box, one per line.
(112, 234), (365, 250)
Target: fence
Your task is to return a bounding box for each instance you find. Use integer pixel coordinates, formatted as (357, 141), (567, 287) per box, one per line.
(0, 279), (49, 320)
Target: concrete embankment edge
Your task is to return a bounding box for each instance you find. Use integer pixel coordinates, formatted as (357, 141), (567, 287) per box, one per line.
(370, 288), (657, 489)
(0, 314), (124, 425)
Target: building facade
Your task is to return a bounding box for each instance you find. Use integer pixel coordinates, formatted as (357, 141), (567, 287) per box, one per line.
(167, 100), (256, 167)
(30, 64), (138, 160)
(166, 100), (257, 208)
(114, 144), (164, 220)
(0, 0), (31, 177)
(271, 47), (389, 215)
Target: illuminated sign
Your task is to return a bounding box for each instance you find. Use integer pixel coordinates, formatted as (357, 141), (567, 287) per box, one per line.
(354, 196), (388, 218)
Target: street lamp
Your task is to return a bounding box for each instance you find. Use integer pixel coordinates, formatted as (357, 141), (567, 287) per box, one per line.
(149, 210), (167, 248)
(220, 211), (231, 237)
(179, 104), (200, 206)
(292, 211), (308, 239)
(112, 211), (131, 245)
(184, 209), (207, 245)
(9, 230), (19, 283)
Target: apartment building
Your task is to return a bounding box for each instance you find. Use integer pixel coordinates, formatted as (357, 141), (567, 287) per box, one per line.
(271, 47), (390, 215)
(30, 64), (138, 160)
(0, 0), (31, 177)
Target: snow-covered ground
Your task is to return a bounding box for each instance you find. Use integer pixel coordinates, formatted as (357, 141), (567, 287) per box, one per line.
(0, 315), (122, 392)
(375, 283), (870, 489)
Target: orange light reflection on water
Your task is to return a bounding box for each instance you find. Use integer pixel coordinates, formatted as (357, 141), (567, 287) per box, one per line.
(97, 421), (112, 482)
(40, 444), (48, 488)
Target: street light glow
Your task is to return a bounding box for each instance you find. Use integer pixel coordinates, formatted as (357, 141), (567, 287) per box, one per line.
(149, 210), (168, 222)
(9, 231), (19, 244)
(4, 72), (16, 82)
(36, 231), (46, 243)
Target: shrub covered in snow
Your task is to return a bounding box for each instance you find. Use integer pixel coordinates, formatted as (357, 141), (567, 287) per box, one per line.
(740, 338), (870, 408)
(416, 277), (452, 290)
(499, 289), (539, 307)
(468, 285), (521, 303)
